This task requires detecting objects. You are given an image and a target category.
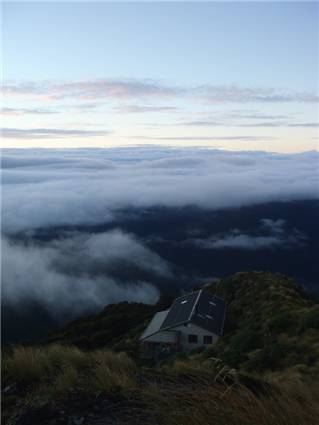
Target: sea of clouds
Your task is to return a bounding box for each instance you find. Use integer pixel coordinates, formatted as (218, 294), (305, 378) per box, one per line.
(2, 147), (318, 317)
(2, 147), (318, 233)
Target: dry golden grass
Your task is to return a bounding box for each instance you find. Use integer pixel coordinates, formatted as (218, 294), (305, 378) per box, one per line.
(90, 350), (136, 372)
(89, 350), (137, 393)
(4, 346), (52, 384)
(3, 344), (89, 386)
(45, 344), (88, 370)
(3, 345), (136, 393)
(4, 345), (319, 425)
(51, 365), (79, 395)
(144, 378), (319, 425)
(161, 359), (206, 376)
(161, 357), (237, 385)
(89, 363), (136, 393)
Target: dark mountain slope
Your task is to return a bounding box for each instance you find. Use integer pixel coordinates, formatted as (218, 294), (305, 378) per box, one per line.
(201, 272), (319, 379)
(44, 295), (173, 351)
(43, 272), (319, 380)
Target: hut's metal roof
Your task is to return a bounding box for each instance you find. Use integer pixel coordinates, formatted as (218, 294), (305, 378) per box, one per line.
(160, 291), (201, 330)
(191, 291), (226, 335)
(140, 309), (169, 340)
(141, 290), (226, 341)
(160, 289), (226, 335)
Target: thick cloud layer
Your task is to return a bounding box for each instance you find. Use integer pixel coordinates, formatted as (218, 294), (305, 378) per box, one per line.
(2, 147), (318, 322)
(2, 147), (318, 234)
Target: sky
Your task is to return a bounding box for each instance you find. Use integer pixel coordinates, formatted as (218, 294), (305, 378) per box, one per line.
(2, 2), (319, 331)
(1, 1), (319, 152)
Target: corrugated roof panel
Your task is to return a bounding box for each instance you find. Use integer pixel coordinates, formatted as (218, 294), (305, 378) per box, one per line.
(140, 310), (169, 340)
(192, 292), (226, 335)
(141, 290), (226, 341)
(160, 291), (200, 330)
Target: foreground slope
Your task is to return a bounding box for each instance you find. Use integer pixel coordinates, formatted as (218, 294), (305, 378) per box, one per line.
(3, 272), (319, 425)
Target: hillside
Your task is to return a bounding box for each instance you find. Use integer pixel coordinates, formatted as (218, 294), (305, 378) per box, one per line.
(44, 272), (319, 381)
(3, 271), (319, 425)
(44, 295), (174, 352)
(202, 272), (319, 382)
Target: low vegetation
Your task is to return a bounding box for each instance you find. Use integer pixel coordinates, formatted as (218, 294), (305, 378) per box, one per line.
(3, 272), (319, 424)
(200, 272), (319, 383)
(3, 344), (136, 393)
(145, 379), (319, 425)
(3, 344), (319, 425)
(45, 301), (166, 350)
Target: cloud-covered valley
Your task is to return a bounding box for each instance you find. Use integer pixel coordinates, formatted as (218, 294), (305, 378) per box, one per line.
(2, 147), (319, 341)
(2, 147), (318, 234)
(2, 229), (166, 316)
(186, 218), (307, 250)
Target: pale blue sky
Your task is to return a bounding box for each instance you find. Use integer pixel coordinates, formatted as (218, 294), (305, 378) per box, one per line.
(2, 2), (318, 151)
(4, 2), (318, 89)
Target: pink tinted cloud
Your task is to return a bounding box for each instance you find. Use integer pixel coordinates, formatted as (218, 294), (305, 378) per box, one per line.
(2, 79), (318, 104)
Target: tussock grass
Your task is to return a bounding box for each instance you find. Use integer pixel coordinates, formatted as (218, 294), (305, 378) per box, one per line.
(45, 344), (87, 370)
(90, 349), (136, 374)
(144, 378), (319, 425)
(2, 345), (136, 394)
(4, 344), (319, 425)
(89, 363), (136, 393)
(3, 344), (88, 386)
(89, 350), (136, 393)
(51, 365), (79, 395)
(161, 357), (237, 385)
(4, 346), (52, 385)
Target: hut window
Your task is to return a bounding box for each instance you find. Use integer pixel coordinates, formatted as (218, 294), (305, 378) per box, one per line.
(188, 334), (198, 344)
(204, 335), (213, 344)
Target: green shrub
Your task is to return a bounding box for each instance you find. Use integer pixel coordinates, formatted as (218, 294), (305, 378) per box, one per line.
(267, 311), (300, 333)
(302, 306), (319, 330)
(221, 348), (248, 368)
(229, 328), (262, 353)
(245, 342), (289, 372)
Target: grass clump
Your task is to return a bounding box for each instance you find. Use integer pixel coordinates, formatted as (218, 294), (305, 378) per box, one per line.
(51, 365), (79, 395)
(145, 380), (319, 425)
(4, 346), (52, 385)
(89, 350), (136, 393)
(91, 349), (136, 374)
(2, 344), (136, 396)
(161, 359), (208, 376)
(89, 364), (135, 393)
(45, 344), (88, 370)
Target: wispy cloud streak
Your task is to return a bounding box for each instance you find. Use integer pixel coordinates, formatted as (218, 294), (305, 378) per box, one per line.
(2, 128), (111, 139)
(1, 107), (59, 115)
(131, 135), (277, 142)
(3, 79), (318, 104)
